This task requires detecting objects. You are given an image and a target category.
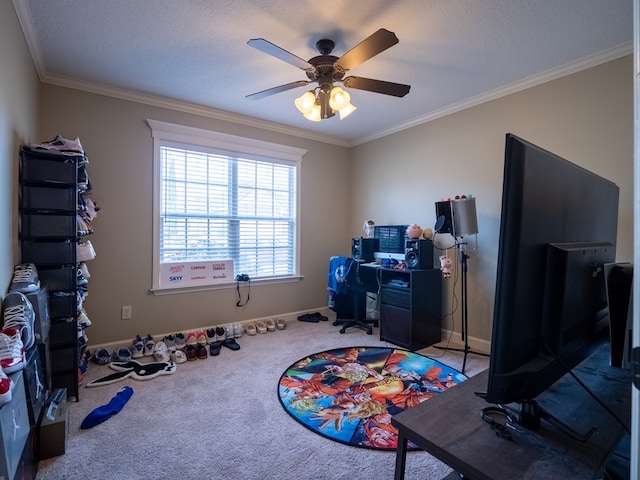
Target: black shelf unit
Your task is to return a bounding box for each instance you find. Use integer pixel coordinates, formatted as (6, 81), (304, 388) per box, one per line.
(377, 268), (442, 350)
(18, 147), (87, 401)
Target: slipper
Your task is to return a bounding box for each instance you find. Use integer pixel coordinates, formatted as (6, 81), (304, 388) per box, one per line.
(297, 313), (319, 323)
(265, 318), (276, 332)
(209, 341), (223, 356)
(311, 312), (328, 321)
(223, 338), (241, 351)
(256, 320), (267, 333)
(244, 322), (257, 336)
(276, 317), (286, 330)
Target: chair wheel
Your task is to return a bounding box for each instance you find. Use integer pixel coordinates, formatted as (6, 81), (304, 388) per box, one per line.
(366, 329), (373, 335)
(339, 328), (346, 334)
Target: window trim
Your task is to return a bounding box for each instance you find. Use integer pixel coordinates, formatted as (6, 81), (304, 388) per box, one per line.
(147, 119), (306, 293)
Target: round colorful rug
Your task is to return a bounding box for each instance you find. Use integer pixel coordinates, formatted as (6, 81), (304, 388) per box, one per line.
(277, 346), (467, 451)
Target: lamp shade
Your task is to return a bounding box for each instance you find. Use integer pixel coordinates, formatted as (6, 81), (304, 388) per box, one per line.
(338, 103), (357, 119)
(329, 87), (351, 111)
(295, 91), (316, 114)
(451, 197), (479, 236)
(303, 102), (322, 122)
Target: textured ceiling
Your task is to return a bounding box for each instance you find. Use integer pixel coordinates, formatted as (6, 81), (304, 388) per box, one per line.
(13, 0), (633, 146)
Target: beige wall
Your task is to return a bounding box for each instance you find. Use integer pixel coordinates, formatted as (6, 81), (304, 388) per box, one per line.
(37, 86), (351, 345)
(0, 2), (39, 293)
(350, 55), (633, 348)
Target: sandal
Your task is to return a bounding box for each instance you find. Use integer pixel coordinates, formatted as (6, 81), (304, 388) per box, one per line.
(223, 337), (241, 351)
(297, 313), (319, 323)
(255, 320), (267, 334)
(265, 318), (276, 332)
(244, 322), (257, 336)
(276, 317), (286, 330)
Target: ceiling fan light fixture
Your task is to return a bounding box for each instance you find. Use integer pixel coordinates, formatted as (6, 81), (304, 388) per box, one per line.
(329, 87), (351, 111)
(338, 102), (357, 120)
(303, 102), (322, 122)
(294, 90), (316, 114)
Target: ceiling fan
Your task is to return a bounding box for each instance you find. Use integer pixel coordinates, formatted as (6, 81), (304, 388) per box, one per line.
(246, 28), (411, 121)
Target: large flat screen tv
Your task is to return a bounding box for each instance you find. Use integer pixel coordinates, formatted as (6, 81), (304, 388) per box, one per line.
(485, 134), (619, 432)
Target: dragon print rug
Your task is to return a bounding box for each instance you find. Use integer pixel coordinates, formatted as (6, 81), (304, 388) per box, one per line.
(277, 346), (467, 450)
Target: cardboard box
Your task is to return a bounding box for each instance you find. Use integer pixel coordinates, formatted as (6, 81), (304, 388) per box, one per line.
(38, 390), (68, 459)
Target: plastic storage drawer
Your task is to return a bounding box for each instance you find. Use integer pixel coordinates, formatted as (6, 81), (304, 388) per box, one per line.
(48, 292), (77, 318)
(20, 156), (77, 184)
(21, 240), (76, 265)
(39, 266), (76, 291)
(20, 185), (76, 212)
(20, 213), (76, 238)
(49, 318), (76, 347)
(50, 347), (76, 375)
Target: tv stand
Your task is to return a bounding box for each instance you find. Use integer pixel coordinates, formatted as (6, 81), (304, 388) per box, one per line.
(516, 399), (596, 442)
(391, 344), (630, 480)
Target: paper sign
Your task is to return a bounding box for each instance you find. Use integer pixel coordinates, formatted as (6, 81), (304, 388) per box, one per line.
(160, 260), (234, 288)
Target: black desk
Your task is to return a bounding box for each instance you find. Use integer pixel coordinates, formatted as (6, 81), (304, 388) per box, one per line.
(391, 345), (631, 480)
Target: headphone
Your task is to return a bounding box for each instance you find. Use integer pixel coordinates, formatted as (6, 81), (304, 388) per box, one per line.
(480, 406), (518, 440)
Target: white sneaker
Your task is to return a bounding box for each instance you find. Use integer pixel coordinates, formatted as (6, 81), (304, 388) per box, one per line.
(0, 328), (25, 374)
(143, 335), (155, 356)
(0, 368), (14, 407)
(77, 240), (96, 262)
(233, 324), (243, 338)
(170, 349), (187, 364)
(153, 341), (170, 362)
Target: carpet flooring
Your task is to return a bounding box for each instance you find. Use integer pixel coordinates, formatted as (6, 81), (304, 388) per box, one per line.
(35, 316), (488, 480)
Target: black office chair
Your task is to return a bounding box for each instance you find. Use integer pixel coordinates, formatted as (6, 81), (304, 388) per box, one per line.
(327, 256), (378, 335)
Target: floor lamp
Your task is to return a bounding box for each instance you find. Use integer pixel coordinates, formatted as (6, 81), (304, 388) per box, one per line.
(434, 196), (489, 374)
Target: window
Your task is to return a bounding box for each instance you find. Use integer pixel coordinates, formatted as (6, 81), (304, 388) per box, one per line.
(148, 120), (306, 292)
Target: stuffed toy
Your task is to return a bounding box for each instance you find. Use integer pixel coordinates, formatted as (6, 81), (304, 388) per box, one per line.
(406, 223), (422, 239)
(363, 220), (375, 238)
(440, 255), (453, 278)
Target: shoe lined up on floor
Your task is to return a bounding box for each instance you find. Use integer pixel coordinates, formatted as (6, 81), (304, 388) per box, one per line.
(91, 348), (111, 365)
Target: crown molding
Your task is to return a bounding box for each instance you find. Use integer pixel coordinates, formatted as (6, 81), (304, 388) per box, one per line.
(352, 42), (633, 146)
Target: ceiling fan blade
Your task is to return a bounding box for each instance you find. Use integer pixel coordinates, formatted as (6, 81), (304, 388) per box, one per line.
(343, 76), (410, 97)
(246, 80), (311, 100)
(247, 38), (314, 70)
(334, 29), (399, 72)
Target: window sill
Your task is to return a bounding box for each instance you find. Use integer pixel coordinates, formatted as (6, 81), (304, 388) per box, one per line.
(149, 275), (304, 295)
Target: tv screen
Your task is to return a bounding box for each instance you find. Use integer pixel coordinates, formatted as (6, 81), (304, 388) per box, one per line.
(485, 134), (619, 417)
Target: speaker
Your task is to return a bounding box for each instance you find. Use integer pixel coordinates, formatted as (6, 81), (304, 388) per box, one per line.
(404, 239), (434, 269)
(352, 237), (379, 262)
(435, 200), (453, 234)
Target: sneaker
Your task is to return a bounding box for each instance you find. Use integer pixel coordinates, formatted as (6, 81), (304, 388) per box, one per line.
(233, 323), (243, 338)
(153, 341), (170, 362)
(0, 368), (14, 407)
(196, 330), (207, 345)
(143, 335), (155, 356)
(196, 344), (208, 360)
(2, 292), (35, 350)
(163, 335), (176, 351)
(174, 332), (186, 350)
(184, 344), (198, 361)
(77, 240), (96, 262)
(0, 328), (25, 374)
(185, 331), (197, 346)
(205, 328), (217, 344)
(130, 335), (144, 358)
(112, 347), (132, 362)
(225, 325), (234, 339)
(215, 326), (226, 341)
(32, 134), (84, 155)
(78, 262), (91, 279)
(77, 308), (92, 328)
(91, 348), (110, 365)
(170, 349), (187, 364)
(8, 264), (40, 294)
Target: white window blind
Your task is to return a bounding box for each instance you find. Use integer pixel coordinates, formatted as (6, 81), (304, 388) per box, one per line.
(148, 120), (305, 291)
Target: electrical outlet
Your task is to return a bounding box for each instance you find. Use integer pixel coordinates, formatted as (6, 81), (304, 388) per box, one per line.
(121, 306), (132, 320)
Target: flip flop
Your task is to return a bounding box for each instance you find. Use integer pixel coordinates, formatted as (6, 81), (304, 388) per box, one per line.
(297, 313), (319, 323)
